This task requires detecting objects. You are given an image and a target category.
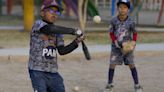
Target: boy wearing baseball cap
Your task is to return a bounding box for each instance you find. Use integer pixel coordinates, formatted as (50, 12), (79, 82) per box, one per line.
(104, 0), (143, 92)
(28, 0), (84, 92)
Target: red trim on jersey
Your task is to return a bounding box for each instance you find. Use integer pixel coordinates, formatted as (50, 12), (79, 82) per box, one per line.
(133, 32), (138, 41)
(109, 32), (116, 42)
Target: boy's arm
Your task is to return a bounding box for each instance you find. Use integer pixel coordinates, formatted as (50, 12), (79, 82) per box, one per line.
(108, 20), (117, 42)
(57, 34), (84, 55)
(109, 31), (117, 42)
(133, 32), (137, 41)
(40, 24), (82, 36)
(108, 21), (121, 48)
(57, 40), (78, 55)
(131, 21), (138, 42)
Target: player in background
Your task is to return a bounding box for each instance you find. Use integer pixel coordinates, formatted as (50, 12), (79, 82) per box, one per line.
(28, 0), (84, 92)
(104, 0), (143, 92)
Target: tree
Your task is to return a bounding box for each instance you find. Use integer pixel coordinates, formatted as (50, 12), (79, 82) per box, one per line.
(78, 0), (88, 31)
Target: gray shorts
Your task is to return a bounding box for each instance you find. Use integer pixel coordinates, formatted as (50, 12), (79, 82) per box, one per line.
(109, 47), (134, 65)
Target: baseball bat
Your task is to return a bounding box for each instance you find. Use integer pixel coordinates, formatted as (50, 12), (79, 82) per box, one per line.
(81, 41), (91, 60)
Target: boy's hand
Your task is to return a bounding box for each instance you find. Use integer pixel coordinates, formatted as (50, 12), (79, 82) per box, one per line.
(75, 28), (83, 36)
(114, 40), (121, 48)
(122, 40), (136, 54)
(75, 34), (85, 43)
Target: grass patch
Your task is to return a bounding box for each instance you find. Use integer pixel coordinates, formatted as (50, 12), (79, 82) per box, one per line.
(0, 16), (23, 26)
(137, 32), (164, 43)
(0, 30), (29, 48)
(0, 30), (164, 48)
(86, 32), (164, 44)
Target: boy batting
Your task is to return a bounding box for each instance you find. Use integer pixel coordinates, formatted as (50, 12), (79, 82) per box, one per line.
(28, 0), (84, 92)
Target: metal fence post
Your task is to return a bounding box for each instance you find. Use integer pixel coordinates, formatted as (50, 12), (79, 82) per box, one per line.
(111, 0), (115, 16)
(0, 0), (2, 15)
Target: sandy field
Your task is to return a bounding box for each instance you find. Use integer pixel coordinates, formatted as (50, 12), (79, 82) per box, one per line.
(0, 51), (164, 92)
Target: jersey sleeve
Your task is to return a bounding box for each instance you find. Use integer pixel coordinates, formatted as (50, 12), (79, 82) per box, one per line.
(32, 20), (47, 33)
(131, 21), (138, 41)
(131, 20), (137, 33)
(108, 19), (115, 33)
(108, 19), (117, 42)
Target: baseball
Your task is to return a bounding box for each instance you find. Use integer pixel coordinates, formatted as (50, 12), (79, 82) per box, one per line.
(93, 15), (101, 23)
(73, 86), (79, 92)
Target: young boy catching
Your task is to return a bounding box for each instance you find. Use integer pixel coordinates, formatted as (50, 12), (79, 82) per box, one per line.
(104, 0), (143, 92)
(28, 0), (84, 92)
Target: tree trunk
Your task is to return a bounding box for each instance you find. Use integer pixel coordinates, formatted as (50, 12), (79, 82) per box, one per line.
(78, 0), (88, 31)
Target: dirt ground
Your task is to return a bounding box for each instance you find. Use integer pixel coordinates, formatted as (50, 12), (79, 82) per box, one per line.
(0, 51), (164, 92)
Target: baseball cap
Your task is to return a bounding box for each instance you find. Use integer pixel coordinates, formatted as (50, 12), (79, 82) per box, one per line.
(117, 0), (131, 8)
(41, 0), (63, 12)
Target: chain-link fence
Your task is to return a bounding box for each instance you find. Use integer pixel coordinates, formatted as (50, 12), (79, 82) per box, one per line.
(0, 0), (163, 28)
(96, 0), (164, 26)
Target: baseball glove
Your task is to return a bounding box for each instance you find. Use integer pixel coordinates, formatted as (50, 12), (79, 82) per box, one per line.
(122, 41), (136, 54)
